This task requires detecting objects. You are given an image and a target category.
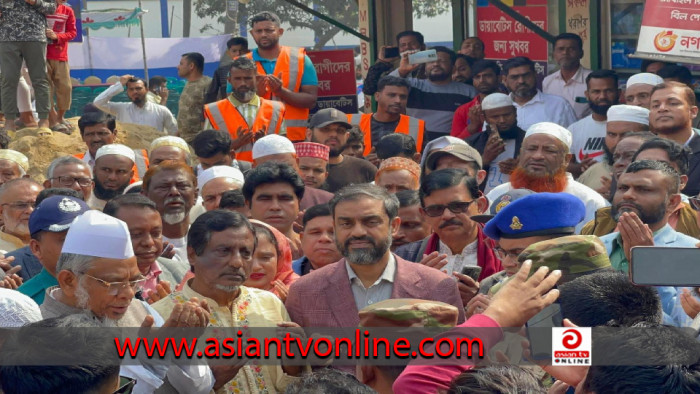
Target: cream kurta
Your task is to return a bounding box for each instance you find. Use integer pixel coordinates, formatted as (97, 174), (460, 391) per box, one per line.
(151, 283), (299, 393)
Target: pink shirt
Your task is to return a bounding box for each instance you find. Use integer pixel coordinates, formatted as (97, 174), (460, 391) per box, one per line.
(141, 261), (163, 298)
(392, 314), (503, 393)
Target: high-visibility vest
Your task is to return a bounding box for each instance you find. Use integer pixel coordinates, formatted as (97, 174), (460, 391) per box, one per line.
(245, 47), (308, 142)
(347, 113), (425, 157)
(203, 97), (285, 162)
(74, 149), (148, 185)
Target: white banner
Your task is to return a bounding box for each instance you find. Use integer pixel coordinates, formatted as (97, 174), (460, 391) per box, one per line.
(67, 35), (230, 71)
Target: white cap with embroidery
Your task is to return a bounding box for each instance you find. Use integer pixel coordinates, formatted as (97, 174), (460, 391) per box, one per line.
(197, 165), (245, 189)
(524, 122), (573, 149)
(251, 135), (295, 160)
(95, 144), (135, 163)
(607, 104), (650, 126)
(481, 93), (514, 110)
(626, 73), (664, 88)
(61, 210), (134, 259)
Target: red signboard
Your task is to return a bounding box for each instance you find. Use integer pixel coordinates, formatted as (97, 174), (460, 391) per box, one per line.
(476, 5), (549, 61)
(635, 0), (700, 62)
(307, 49), (358, 114)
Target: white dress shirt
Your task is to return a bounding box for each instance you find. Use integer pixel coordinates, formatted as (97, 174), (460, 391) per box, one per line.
(511, 90), (577, 131)
(93, 82), (178, 135)
(543, 66), (592, 120)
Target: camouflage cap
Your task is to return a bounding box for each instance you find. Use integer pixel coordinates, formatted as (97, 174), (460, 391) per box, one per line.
(358, 298), (459, 328)
(517, 235), (612, 284)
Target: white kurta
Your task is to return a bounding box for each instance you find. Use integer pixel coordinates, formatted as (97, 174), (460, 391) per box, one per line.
(93, 82), (178, 135)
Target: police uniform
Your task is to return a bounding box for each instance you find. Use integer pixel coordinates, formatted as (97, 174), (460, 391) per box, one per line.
(480, 192), (586, 295)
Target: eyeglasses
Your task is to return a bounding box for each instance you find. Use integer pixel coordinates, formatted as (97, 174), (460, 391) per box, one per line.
(493, 246), (526, 260)
(51, 176), (93, 187)
(83, 274), (147, 296)
(114, 376), (137, 394)
(1, 201), (35, 211)
(422, 200), (476, 217)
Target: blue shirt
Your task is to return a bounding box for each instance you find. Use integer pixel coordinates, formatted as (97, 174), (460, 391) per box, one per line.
(600, 224), (700, 327)
(18, 268), (57, 305)
(251, 48), (319, 86)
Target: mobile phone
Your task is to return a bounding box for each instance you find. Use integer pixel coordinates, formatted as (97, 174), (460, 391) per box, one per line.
(526, 302), (562, 360)
(408, 49), (438, 65)
(383, 47), (399, 58)
(460, 266), (482, 281)
(630, 247), (700, 286)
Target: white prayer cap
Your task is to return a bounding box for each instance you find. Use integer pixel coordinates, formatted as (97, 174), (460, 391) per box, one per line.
(481, 93), (514, 111)
(61, 210), (134, 260)
(524, 122), (572, 149)
(95, 144), (135, 163)
(0, 288), (42, 328)
(0, 149), (29, 172)
(149, 136), (190, 154)
(626, 73), (664, 88)
(607, 104), (650, 126)
(421, 136), (468, 166)
(252, 135), (296, 160)
(197, 165), (244, 189)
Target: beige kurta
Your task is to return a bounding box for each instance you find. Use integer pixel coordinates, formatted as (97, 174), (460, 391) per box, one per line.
(577, 161), (612, 193)
(151, 283), (299, 393)
(0, 229), (26, 254)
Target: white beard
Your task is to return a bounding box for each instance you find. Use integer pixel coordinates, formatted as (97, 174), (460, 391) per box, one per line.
(215, 284), (240, 293)
(163, 212), (186, 225)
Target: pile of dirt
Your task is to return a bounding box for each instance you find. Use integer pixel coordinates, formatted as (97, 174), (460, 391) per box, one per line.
(8, 117), (165, 182)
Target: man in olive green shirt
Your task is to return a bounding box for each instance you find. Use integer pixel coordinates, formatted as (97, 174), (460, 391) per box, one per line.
(177, 52), (212, 143)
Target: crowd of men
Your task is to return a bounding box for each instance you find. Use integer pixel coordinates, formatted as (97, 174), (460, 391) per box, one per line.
(1, 3), (700, 393)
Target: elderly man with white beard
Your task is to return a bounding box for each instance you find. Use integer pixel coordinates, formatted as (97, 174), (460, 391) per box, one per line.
(40, 210), (216, 394)
(142, 161), (198, 263)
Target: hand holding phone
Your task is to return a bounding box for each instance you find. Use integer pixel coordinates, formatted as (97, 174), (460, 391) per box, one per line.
(461, 265), (482, 281)
(408, 49), (438, 65)
(382, 46), (400, 60)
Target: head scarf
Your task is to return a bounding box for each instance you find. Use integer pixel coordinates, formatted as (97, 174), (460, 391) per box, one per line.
(249, 219), (299, 298)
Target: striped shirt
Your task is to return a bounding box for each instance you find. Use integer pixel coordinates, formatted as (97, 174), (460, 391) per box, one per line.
(390, 69), (476, 134)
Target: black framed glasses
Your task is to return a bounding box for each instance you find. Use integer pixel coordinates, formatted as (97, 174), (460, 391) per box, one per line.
(114, 376), (136, 394)
(423, 200), (476, 217)
(51, 176), (92, 187)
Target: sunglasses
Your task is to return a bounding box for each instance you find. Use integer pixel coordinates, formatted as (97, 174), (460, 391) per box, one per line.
(422, 200), (476, 217)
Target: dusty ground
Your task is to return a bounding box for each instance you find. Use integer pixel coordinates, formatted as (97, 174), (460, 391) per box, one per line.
(8, 117), (164, 182)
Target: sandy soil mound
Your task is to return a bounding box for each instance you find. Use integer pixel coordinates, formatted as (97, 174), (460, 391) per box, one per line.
(8, 117), (165, 182)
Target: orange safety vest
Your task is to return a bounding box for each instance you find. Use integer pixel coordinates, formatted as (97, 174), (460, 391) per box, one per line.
(347, 113), (425, 157)
(245, 46), (308, 142)
(74, 149), (148, 185)
(203, 97), (285, 162)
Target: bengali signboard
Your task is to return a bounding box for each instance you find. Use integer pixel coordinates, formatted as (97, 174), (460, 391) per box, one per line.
(476, 1), (548, 85)
(564, 0), (590, 68)
(476, 2), (548, 62)
(635, 0), (700, 63)
(307, 49), (358, 114)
